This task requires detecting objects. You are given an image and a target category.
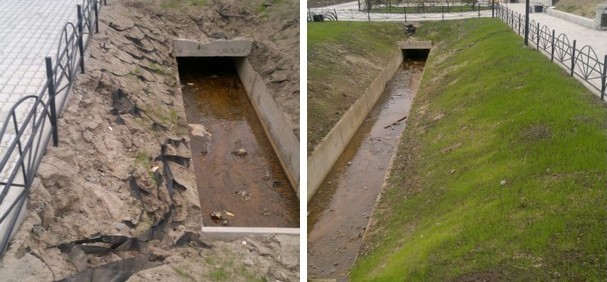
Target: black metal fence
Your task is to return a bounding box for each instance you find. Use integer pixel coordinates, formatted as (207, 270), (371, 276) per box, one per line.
(308, 2), (494, 22)
(497, 4), (607, 99)
(0, 0), (106, 256)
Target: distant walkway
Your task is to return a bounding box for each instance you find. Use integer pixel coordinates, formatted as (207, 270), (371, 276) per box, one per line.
(309, 1), (493, 21)
(506, 3), (607, 59)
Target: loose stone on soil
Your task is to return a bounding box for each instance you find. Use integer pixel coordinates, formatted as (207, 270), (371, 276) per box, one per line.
(233, 148), (248, 156)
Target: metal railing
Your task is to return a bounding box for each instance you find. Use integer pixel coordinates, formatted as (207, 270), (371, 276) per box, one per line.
(308, 2), (495, 22)
(497, 4), (607, 99)
(0, 0), (107, 256)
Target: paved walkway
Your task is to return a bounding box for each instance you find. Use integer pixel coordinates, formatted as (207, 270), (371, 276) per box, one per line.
(506, 3), (607, 59)
(0, 0), (80, 181)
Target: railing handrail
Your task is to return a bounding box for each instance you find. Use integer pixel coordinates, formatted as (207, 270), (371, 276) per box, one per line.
(495, 4), (607, 100)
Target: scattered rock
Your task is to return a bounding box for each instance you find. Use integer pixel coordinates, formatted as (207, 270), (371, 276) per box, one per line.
(114, 223), (130, 233)
(210, 31), (226, 39)
(233, 148), (248, 156)
(188, 124), (211, 138)
(236, 190), (251, 201)
(210, 211), (235, 223)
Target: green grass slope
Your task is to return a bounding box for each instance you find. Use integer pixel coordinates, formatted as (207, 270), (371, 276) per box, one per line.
(307, 22), (405, 152)
(351, 18), (607, 281)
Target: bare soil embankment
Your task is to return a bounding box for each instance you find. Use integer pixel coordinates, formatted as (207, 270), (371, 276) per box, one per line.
(554, 0), (604, 18)
(0, 0), (299, 281)
(308, 0), (354, 8)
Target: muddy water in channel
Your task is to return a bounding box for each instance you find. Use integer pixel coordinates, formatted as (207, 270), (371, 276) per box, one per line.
(308, 60), (424, 280)
(177, 57), (298, 227)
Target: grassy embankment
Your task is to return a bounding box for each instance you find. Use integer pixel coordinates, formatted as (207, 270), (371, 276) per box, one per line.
(308, 22), (405, 152)
(351, 18), (607, 280)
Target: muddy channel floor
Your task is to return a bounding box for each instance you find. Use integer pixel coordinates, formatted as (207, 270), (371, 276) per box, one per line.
(178, 58), (299, 228)
(308, 60), (424, 280)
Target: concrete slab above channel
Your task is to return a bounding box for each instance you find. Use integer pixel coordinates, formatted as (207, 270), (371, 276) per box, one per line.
(173, 38), (253, 57)
(398, 40), (432, 49)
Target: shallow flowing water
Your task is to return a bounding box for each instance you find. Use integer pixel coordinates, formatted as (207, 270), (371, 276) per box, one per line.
(308, 60), (425, 280)
(177, 57), (299, 227)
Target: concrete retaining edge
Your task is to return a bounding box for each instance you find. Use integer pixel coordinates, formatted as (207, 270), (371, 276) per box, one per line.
(307, 50), (403, 202)
(234, 58), (300, 197)
(546, 7), (595, 29)
(200, 226), (299, 241)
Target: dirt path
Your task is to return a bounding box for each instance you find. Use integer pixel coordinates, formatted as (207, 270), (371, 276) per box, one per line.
(0, 0), (299, 281)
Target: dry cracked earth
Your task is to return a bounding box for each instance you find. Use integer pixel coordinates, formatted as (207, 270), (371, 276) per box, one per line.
(0, 0), (299, 281)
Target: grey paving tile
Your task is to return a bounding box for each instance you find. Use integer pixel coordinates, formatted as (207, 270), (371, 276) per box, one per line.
(0, 0), (82, 182)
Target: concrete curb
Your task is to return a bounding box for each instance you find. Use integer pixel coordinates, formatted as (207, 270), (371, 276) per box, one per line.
(307, 50), (403, 202)
(546, 7), (595, 29)
(201, 226), (299, 234)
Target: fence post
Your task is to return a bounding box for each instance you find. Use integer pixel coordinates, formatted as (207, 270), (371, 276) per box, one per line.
(518, 15), (521, 34)
(550, 29), (555, 61)
(524, 0), (530, 46)
(512, 10), (515, 28)
(77, 5), (85, 74)
(536, 23), (540, 50)
(601, 55), (607, 100)
(570, 40), (576, 76)
(94, 1), (99, 34)
(45, 57), (59, 147)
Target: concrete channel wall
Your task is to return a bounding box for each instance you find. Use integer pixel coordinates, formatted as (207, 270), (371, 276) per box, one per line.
(234, 57), (300, 197)
(173, 39), (300, 198)
(307, 50), (403, 202)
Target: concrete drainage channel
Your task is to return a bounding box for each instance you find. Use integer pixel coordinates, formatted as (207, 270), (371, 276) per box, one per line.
(173, 39), (300, 236)
(308, 41), (431, 281)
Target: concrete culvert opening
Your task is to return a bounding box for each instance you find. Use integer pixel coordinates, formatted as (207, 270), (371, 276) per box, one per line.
(176, 56), (299, 229)
(400, 40), (432, 61)
(403, 48), (430, 60)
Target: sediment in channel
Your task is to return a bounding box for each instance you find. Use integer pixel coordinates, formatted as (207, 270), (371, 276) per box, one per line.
(176, 57), (299, 228)
(308, 57), (426, 280)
